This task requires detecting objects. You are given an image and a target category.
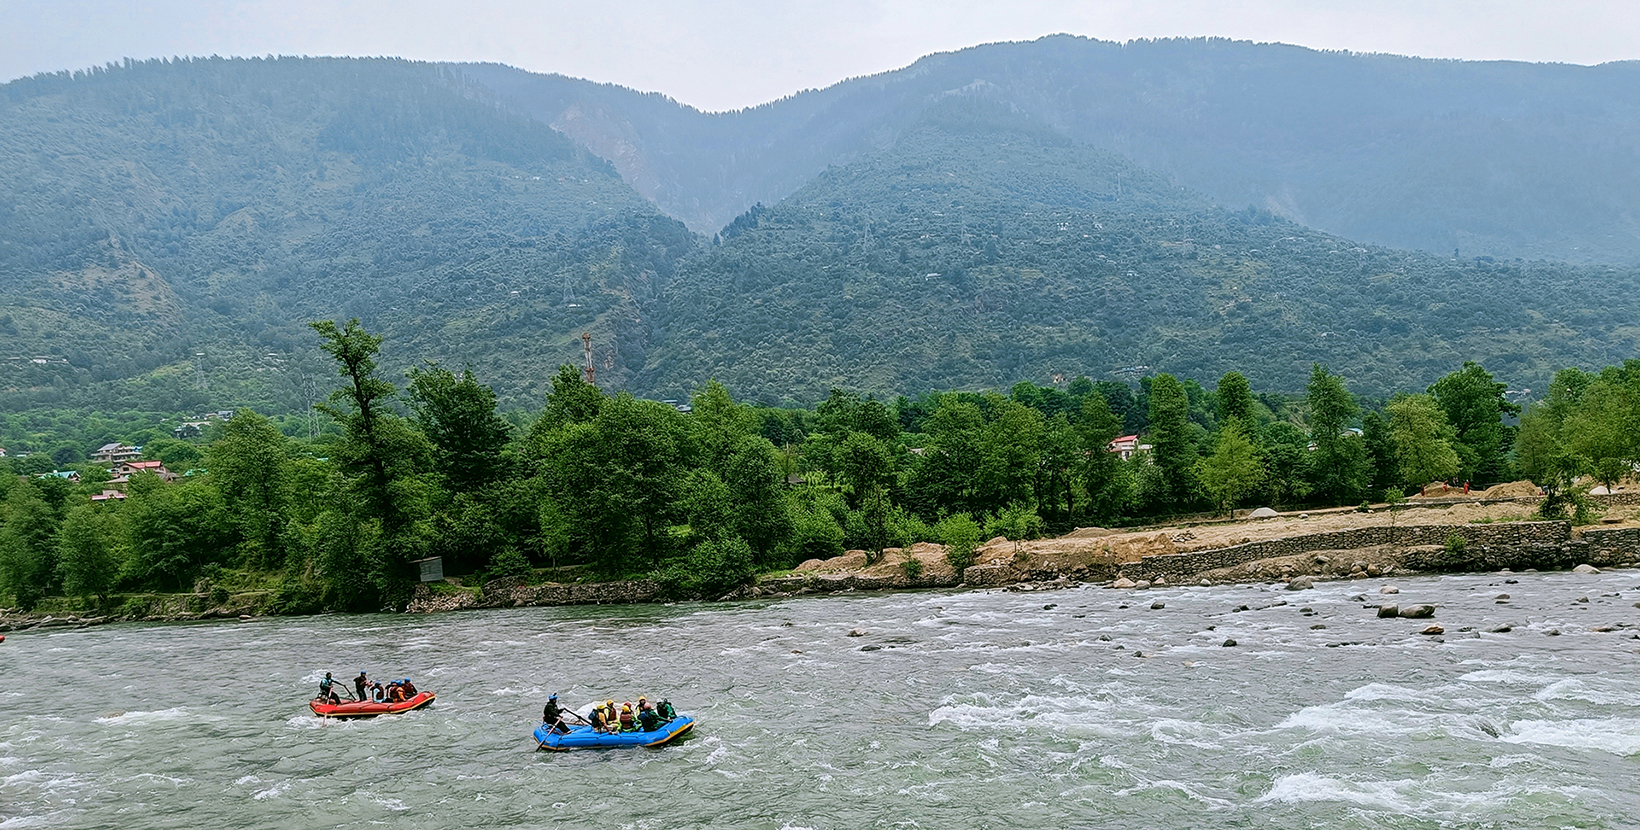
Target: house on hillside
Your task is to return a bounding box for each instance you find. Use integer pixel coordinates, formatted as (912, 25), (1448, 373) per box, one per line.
(90, 490), (127, 502)
(172, 421), (208, 439)
(1107, 434), (1151, 461)
(92, 443), (142, 463)
(108, 460), (179, 488)
(38, 470), (81, 484)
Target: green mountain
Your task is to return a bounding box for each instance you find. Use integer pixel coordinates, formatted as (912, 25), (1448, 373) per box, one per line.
(636, 101), (1640, 402)
(0, 56), (695, 412)
(461, 36), (1640, 264)
(2, 55), (1639, 415)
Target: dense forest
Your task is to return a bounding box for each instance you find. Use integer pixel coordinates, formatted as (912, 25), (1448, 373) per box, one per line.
(462, 35), (1640, 263)
(639, 105), (1640, 402)
(4, 58), (1640, 415)
(0, 318), (1633, 614)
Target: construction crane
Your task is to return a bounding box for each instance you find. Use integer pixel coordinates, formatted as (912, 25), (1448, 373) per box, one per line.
(581, 332), (595, 385)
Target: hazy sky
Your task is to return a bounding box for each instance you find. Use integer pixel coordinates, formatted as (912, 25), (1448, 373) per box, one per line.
(3, 1), (1636, 111)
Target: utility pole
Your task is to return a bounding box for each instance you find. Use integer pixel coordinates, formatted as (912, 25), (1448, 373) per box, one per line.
(581, 332), (595, 385)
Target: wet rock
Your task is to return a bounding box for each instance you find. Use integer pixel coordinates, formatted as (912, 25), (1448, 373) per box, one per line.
(1200, 579), (1211, 587)
(1378, 604), (1400, 618)
(1350, 595), (1367, 603)
(1593, 625), (1618, 632)
(1380, 585), (1400, 595)
(238, 614), (253, 621)
(1222, 638), (1237, 647)
(1574, 564), (1602, 574)
(1153, 576), (1167, 586)
(1111, 577), (1137, 589)
(1287, 576), (1314, 591)
(1310, 624), (1327, 630)
(1399, 604), (1436, 619)
(1366, 565), (1382, 576)
(1234, 604), (1250, 612)
(1073, 614), (1085, 618)
(1546, 629), (1562, 636)
(1133, 580), (1152, 590)
(1488, 624), (1513, 633)
(1577, 596), (1590, 604)
(1098, 634), (1112, 641)
(1478, 721), (1501, 738)
(859, 645), (882, 651)
(1114, 644), (1125, 650)
(1118, 604), (1130, 609)
(1352, 561), (1368, 573)
(1150, 601), (1166, 610)
(847, 629), (865, 637)
(1205, 625), (1216, 631)
(791, 649), (802, 654)
(1043, 604), (1057, 611)
(1420, 625), (1445, 635)
(1495, 594), (1510, 600)
(1505, 579), (1519, 584)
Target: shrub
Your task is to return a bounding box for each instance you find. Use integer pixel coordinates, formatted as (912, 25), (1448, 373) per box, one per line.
(489, 547), (533, 580)
(1444, 532), (1467, 555)
(935, 512), (982, 572)
(655, 537), (757, 600)
(901, 557), (924, 580)
(984, 504), (1044, 543)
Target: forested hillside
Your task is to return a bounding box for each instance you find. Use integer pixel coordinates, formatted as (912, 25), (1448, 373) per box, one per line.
(3, 54), (1640, 416)
(638, 101), (1640, 402)
(0, 56), (696, 412)
(461, 36), (1640, 264)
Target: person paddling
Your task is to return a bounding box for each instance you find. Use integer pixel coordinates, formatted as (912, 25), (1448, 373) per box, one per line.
(318, 672), (340, 704)
(542, 694), (571, 734)
(354, 671), (369, 702)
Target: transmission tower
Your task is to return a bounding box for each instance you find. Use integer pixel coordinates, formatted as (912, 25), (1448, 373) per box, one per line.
(581, 332), (595, 385)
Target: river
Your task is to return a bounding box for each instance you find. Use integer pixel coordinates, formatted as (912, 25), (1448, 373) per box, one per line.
(3, 569), (1638, 828)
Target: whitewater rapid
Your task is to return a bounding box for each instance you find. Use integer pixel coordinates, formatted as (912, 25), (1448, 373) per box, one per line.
(3, 569), (1637, 828)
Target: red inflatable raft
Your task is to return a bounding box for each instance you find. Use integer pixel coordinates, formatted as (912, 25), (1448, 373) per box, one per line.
(309, 691), (435, 718)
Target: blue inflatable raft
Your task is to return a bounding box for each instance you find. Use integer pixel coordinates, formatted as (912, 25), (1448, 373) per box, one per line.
(533, 716), (695, 750)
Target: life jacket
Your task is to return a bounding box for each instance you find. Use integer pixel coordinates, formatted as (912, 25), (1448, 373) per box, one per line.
(402, 682), (417, 697)
(638, 709), (659, 732)
(589, 707), (606, 729)
(657, 701), (676, 720)
(390, 684), (406, 703)
(619, 707), (635, 730)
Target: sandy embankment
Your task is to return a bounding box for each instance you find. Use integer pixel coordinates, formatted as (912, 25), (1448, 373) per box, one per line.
(793, 490), (1634, 587)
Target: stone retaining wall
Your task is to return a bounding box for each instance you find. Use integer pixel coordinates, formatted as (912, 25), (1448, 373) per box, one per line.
(407, 578), (664, 613)
(1578, 526), (1640, 563)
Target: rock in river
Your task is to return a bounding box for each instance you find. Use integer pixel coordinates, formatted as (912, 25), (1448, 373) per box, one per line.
(1420, 625), (1445, 635)
(1574, 564), (1602, 574)
(1377, 604), (1400, 618)
(1286, 576), (1314, 591)
(1399, 604), (1436, 619)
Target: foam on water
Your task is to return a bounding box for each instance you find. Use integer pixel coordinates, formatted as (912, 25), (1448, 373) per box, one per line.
(1504, 718), (1640, 755)
(94, 707), (193, 724)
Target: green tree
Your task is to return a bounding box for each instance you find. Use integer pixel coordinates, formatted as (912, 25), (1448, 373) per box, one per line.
(311, 318), (434, 605)
(1306, 365), (1367, 505)
(1197, 423), (1263, 515)
(1387, 394), (1461, 490)
(406, 364), (513, 491)
(1078, 392), (1133, 522)
(1429, 362), (1520, 484)
(1564, 378), (1640, 492)
(0, 481), (62, 609)
(1146, 373), (1196, 509)
(834, 431), (896, 509)
(124, 475), (235, 592)
(56, 503), (122, 602)
(1216, 371), (1256, 428)
(207, 410), (292, 570)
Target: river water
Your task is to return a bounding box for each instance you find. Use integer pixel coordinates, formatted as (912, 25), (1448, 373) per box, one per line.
(3, 570), (1639, 829)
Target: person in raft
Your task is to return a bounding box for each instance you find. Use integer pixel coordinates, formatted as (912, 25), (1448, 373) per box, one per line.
(318, 672), (340, 704)
(354, 671), (369, 701)
(400, 678), (418, 698)
(656, 699), (677, 721)
(637, 699), (661, 732)
(588, 702), (613, 733)
(542, 694), (570, 734)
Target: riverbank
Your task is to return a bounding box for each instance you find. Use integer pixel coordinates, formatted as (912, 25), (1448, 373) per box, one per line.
(7, 498), (1637, 632)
